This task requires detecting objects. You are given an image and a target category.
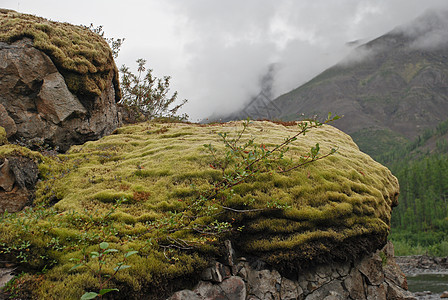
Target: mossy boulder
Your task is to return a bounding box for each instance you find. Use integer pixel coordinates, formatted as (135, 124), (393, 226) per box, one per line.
(0, 121), (399, 299)
(0, 9), (120, 99)
(0, 10), (121, 151)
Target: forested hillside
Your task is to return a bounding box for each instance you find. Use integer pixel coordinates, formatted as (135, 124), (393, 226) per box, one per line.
(375, 119), (448, 255)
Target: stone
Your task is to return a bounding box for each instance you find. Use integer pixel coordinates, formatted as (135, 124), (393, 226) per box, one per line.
(168, 242), (414, 300)
(247, 269), (282, 300)
(280, 277), (303, 300)
(301, 268), (331, 294)
(384, 260), (408, 290)
(0, 156), (39, 213)
(194, 281), (227, 300)
(384, 279), (417, 300)
(0, 106), (16, 138)
(343, 268), (366, 300)
(201, 261), (229, 283)
(0, 159), (15, 192)
(0, 39), (120, 152)
(167, 289), (201, 300)
(366, 283), (387, 300)
(224, 240), (237, 270)
(0, 268), (15, 290)
(358, 253), (385, 285)
(36, 72), (87, 124)
(305, 281), (348, 300)
(236, 262), (248, 281)
(335, 263), (351, 278)
(219, 276), (246, 300)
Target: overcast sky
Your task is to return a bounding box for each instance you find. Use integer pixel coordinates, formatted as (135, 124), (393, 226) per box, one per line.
(2, 0), (448, 121)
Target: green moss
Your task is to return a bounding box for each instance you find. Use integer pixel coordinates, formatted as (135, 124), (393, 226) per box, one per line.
(92, 190), (133, 203)
(0, 120), (399, 299)
(0, 144), (43, 161)
(0, 9), (121, 101)
(0, 126), (7, 145)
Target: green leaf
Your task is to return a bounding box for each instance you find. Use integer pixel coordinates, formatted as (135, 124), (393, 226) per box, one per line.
(80, 292), (98, 300)
(124, 250), (138, 258)
(90, 251), (99, 258)
(114, 265), (131, 272)
(99, 288), (119, 296)
(69, 263), (83, 271)
(99, 242), (109, 250)
(104, 248), (119, 254)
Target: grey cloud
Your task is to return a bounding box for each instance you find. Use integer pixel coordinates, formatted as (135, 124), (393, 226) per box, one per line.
(171, 0), (448, 120)
(5, 0), (448, 121)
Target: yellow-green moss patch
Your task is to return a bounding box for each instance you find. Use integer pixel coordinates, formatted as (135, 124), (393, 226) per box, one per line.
(0, 127), (7, 145)
(0, 120), (399, 299)
(0, 9), (120, 100)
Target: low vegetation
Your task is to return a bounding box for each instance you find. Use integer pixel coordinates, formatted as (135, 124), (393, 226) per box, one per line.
(376, 119), (448, 256)
(0, 120), (399, 299)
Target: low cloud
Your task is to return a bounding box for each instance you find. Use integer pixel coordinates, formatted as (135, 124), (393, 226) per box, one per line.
(4, 0), (448, 121)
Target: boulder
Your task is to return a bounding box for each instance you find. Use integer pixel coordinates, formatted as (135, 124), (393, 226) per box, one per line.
(0, 10), (121, 152)
(0, 154), (39, 213)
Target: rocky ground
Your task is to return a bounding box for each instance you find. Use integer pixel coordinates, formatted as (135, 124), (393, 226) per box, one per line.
(396, 255), (448, 275)
(396, 256), (448, 300)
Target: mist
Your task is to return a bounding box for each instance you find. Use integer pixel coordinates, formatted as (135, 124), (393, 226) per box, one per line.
(2, 0), (448, 121)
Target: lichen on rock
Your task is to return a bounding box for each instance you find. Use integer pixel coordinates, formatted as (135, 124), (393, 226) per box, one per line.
(0, 120), (400, 299)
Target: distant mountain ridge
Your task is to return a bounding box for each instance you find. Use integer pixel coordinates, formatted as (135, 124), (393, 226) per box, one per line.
(250, 10), (448, 154)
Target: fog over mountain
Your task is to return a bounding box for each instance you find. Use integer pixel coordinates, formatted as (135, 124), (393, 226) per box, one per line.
(2, 1), (448, 120)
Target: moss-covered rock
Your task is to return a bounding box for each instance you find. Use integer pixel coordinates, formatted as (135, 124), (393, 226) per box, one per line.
(0, 9), (120, 100)
(0, 121), (399, 299)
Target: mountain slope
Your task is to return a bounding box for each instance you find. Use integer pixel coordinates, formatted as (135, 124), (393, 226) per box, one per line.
(273, 10), (448, 154)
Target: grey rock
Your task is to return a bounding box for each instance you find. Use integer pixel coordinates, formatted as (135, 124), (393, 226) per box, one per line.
(305, 281), (348, 300)
(366, 283), (387, 300)
(0, 159), (15, 192)
(168, 289), (202, 300)
(220, 276), (246, 300)
(385, 278), (417, 300)
(0, 156), (38, 213)
(194, 281), (227, 300)
(201, 261), (229, 283)
(335, 263), (351, 278)
(0, 39), (120, 152)
(0, 104), (16, 138)
(343, 268), (366, 300)
(280, 277), (303, 300)
(36, 72), (87, 124)
(224, 239), (237, 268)
(359, 253), (385, 285)
(247, 269), (281, 300)
(0, 268), (14, 290)
(236, 262), (248, 281)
